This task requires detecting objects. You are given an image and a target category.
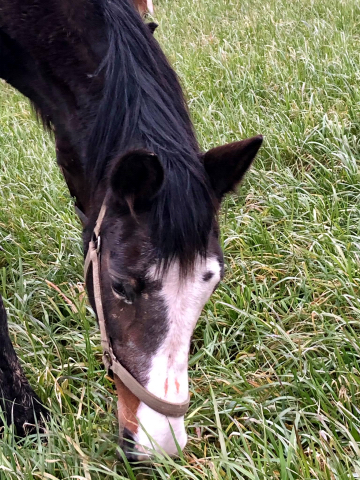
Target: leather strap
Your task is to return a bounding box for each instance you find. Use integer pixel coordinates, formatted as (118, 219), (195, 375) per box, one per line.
(83, 204), (190, 418)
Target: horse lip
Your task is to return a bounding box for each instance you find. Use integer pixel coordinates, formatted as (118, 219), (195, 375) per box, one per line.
(118, 427), (152, 463)
(117, 446), (152, 463)
(118, 443), (152, 463)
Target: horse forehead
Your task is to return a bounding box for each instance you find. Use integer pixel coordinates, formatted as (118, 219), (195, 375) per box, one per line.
(148, 256), (221, 300)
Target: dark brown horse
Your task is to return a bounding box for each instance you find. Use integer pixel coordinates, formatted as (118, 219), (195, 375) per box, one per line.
(0, 0), (262, 460)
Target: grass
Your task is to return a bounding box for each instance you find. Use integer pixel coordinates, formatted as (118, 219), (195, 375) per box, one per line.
(0, 0), (360, 477)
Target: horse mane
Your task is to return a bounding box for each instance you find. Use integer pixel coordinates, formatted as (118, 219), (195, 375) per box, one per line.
(87, 0), (215, 272)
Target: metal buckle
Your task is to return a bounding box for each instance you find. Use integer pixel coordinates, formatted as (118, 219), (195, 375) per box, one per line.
(104, 351), (112, 366)
(102, 351), (113, 374)
(96, 235), (101, 254)
(92, 233), (101, 254)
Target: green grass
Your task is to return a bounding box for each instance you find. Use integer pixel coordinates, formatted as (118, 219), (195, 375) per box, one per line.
(0, 0), (360, 477)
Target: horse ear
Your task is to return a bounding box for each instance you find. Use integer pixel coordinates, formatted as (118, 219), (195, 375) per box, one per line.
(110, 150), (164, 209)
(203, 135), (263, 199)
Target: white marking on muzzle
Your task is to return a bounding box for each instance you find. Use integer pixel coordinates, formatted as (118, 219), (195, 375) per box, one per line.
(147, 0), (154, 14)
(132, 257), (221, 456)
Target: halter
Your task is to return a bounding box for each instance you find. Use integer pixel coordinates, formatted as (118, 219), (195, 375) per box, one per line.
(83, 203), (190, 418)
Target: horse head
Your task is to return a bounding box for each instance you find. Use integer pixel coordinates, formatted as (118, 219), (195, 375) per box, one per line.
(84, 137), (262, 460)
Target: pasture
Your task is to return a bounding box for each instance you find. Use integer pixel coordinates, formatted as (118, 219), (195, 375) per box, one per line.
(0, 0), (360, 477)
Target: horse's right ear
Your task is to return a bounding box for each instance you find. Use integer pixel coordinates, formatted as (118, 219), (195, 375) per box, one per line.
(203, 135), (263, 200)
(110, 150), (164, 210)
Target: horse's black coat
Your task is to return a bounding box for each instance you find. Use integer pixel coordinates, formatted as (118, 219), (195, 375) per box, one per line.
(0, 0), (262, 445)
(0, 296), (47, 435)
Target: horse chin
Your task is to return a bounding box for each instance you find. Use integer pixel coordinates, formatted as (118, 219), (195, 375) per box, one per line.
(113, 373), (188, 460)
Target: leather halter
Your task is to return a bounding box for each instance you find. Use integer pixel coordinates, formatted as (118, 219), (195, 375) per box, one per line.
(83, 203), (190, 418)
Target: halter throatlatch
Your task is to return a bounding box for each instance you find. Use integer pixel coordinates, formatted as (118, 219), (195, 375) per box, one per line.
(83, 203), (190, 418)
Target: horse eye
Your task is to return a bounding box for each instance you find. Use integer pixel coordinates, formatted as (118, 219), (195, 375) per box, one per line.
(112, 282), (126, 298)
(112, 282), (135, 304)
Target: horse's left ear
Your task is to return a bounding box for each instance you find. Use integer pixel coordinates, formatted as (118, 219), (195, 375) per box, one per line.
(203, 135), (263, 199)
(110, 150), (164, 209)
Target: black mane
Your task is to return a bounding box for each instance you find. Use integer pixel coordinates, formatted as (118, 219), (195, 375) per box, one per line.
(88, 0), (215, 271)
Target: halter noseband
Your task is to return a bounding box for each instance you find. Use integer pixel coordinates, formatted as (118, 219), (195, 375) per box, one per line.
(83, 203), (190, 418)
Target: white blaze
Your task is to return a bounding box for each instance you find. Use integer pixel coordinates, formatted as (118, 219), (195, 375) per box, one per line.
(147, 0), (154, 14)
(132, 256), (221, 456)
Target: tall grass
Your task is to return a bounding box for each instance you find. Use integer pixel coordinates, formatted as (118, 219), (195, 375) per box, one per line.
(0, 0), (359, 477)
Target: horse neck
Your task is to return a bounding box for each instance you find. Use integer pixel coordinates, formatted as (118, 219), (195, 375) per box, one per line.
(0, 2), (107, 216)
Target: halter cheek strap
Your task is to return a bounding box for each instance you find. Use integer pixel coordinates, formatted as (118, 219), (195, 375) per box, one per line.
(83, 204), (190, 418)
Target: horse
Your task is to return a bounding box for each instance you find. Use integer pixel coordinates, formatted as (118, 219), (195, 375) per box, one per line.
(0, 296), (46, 436)
(0, 0), (262, 460)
